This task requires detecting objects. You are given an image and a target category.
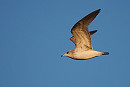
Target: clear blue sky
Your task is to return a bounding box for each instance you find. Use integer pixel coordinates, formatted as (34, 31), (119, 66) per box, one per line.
(0, 0), (130, 87)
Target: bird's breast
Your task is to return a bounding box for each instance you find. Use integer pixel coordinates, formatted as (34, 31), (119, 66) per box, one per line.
(73, 50), (102, 59)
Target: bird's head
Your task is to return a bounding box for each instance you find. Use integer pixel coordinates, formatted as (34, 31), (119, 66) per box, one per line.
(61, 50), (73, 58)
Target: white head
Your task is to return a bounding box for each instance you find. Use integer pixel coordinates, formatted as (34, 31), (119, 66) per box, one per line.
(61, 50), (73, 58)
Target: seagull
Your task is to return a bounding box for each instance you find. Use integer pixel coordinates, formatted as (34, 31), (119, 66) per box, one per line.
(61, 9), (109, 60)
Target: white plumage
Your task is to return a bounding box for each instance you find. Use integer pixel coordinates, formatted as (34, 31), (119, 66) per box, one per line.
(62, 9), (109, 60)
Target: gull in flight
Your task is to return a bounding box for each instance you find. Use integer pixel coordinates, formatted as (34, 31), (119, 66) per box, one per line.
(61, 9), (109, 60)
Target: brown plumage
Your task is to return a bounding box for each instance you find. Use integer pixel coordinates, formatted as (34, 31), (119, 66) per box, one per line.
(61, 9), (109, 60)
(71, 9), (100, 50)
(70, 30), (97, 45)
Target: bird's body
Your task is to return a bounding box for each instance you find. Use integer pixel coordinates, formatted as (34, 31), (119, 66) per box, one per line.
(62, 9), (109, 60)
(69, 49), (102, 60)
(74, 50), (103, 60)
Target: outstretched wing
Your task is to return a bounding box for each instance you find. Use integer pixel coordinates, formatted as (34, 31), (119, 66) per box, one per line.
(70, 30), (97, 45)
(70, 36), (76, 45)
(90, 30), (97, 35)
(71, 9), (100, 50)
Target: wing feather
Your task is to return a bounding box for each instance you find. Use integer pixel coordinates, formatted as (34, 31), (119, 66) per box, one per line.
(71, 9), (100, 50)
(70, 30), (97, 45)
(70, 36), (76, 45)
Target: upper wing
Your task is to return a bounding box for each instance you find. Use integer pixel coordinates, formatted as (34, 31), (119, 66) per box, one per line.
(70, 30), (97, 45)
(71, 9), (100, 50)
(70, 36), (76, 45)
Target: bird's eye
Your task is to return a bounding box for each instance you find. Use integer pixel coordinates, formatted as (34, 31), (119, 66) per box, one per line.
(66, 52), (69, 54)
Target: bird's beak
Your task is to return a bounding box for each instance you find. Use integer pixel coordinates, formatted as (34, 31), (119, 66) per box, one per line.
(61, 54), (66, 57)
(61, 53), (68, 57)
(61, 55), (64, 57)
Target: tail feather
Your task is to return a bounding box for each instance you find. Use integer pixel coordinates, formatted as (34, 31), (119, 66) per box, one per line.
(102, 52), (109, 55)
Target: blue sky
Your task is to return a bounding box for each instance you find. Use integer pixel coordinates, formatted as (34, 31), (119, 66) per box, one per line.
(0, 0), (130, 87)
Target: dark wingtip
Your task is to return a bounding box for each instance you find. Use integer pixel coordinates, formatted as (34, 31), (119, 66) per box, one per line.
(90, 30), (98, 35)
(95, 9), (101, 13)
(103, 52), (109, 55)
(97, 9), (101, 11)
(95, 30), (98, 32)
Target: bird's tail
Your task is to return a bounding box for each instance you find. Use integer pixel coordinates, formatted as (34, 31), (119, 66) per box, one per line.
(102, 52), (109, 55)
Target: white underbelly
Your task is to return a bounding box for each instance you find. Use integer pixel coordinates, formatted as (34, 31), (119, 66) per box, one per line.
(73, 50), (102, 59)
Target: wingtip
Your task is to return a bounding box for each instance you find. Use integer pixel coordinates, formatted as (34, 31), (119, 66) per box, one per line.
(90, 30), (98, 35)
(97, 9), (101, 11)
(96, 9), (101, 13)
(94, 30), (98, 32)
